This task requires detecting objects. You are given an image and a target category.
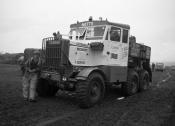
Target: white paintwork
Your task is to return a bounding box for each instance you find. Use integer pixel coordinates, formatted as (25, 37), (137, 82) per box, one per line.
(68, 25), (130, 67)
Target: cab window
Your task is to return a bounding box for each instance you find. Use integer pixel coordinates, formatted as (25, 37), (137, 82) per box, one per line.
(122, 29), (128, 43)
(110, 27), (121, 42)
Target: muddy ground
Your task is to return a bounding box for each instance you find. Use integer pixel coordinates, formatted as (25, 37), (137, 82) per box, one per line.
(0, 64), (175, 126)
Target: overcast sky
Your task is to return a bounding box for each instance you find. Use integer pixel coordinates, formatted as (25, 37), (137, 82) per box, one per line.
(0, 0), (175, 63)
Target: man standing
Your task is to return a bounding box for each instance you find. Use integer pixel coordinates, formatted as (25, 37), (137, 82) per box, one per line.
(152, 63), (155, 72)
(18, 55), (25, 75)
(22, 50), (41, 102)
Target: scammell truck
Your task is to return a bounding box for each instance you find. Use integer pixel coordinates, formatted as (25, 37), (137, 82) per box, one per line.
(37, 17), (152, 108)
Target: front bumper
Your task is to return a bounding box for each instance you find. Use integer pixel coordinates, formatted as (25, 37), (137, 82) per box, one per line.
(40, 71), (61, 81)
(40, 71), (77, 91)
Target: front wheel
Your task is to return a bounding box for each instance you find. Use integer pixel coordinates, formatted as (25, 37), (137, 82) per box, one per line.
(76, 72), (105, 108)
(36, 79), (59, 97)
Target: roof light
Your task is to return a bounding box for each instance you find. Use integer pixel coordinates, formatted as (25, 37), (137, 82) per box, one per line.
(89, 16), (93, 21)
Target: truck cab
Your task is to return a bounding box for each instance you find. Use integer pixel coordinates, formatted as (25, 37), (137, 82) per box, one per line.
(155, 62), (164, 72)
(68, 18), (130, 81)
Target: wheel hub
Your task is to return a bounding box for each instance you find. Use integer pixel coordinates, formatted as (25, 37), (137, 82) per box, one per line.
(90, 82), (101, 101)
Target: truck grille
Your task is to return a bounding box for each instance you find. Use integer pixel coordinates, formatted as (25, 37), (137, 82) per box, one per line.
(42, 37), (71, 72)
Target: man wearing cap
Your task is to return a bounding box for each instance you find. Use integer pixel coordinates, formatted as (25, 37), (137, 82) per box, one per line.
(22, 50), (41, 102)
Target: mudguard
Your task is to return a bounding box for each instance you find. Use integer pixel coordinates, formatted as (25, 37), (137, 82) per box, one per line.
(75, 67), (106, 81)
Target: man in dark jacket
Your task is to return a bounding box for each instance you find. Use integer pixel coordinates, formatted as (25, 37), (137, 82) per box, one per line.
(22, 50), (41, 102)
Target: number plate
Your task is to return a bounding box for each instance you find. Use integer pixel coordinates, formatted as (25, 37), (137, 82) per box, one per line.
(40, 72), (60, 81)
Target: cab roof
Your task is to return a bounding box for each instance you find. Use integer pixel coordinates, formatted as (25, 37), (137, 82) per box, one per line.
(70, 20), (130, 29)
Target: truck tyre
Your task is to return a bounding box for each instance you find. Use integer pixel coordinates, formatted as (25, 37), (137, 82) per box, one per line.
(122, 70), (139, 96)
(139, 70), (150, 91)
(37, 79), (59, 97)
(76, 72), (105, 108)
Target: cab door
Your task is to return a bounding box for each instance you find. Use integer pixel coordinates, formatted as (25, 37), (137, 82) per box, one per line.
(108, 26), (129, 82)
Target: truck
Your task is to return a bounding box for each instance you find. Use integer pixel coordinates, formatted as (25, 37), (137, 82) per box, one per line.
(155, 62), (164, 72)
(37, 17), (152, 108)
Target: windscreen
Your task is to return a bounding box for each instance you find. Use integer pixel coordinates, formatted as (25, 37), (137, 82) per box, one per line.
(86, 26), (106, 40)
(69, 26), (106, 40)
(69, 28), (86, 40)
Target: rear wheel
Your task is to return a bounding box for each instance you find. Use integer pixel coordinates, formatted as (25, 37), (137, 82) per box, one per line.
(76, 72), (105, 108)
(139, 70), (150, 91)
(122, 70), (139, 96)
(36, 79), (59, 97)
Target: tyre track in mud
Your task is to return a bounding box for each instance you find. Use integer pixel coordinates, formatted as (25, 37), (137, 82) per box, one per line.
(115, 71), (172, 126)
(1, 64), (175, 126)
(156, 72), (171, 87)
(37, 71), (174, 126)
(37, 73), (174, 126)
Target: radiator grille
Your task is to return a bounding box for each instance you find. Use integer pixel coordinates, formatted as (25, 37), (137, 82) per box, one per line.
(42, 37), (71, 73)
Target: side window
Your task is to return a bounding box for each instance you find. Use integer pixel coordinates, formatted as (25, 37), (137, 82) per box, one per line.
(110, 27), (121, 42)
(122, 29), (128, 43)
